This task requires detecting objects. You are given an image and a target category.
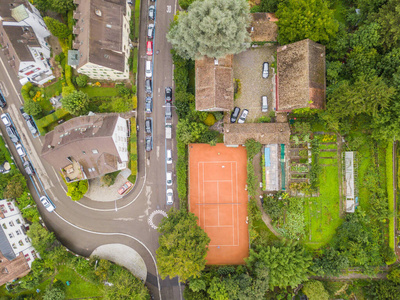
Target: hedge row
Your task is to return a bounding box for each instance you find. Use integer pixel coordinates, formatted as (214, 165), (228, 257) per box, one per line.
(35, 109), (70, 135)
(176, 139), (188, 209)
(128, 117), (138, 183)
(386, 141), (395, 255)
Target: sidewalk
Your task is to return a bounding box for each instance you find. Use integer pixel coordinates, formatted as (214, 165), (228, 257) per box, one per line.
(253, 152), (281, 238)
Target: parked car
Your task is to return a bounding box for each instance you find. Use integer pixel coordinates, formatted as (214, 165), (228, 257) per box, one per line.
(149, 5), (155, 20)
(238, 109), (249, 124)
(0, 90), (6, 108)
(40, 195), (55, 212)
(145, 135), (152, 152)
(19, 106), (30, 121)
(145, 97), (153, 113)
(166, 171), (172, 186)
(262, 62), (269, 78)
(165, 87), (172, 102)
(1, 113), (11, 126)
(166, 149), (172, 164)
(166, 188), (173, 205)
(6, 126), (18, 143)
(118, 181), (133, 195)
(16, 144), (26, 157)
(165, 103), (172, 119)
(261, 96), (268, 112)
(145, 79), (152, 93)
(145, 60), (153, 78)
(230, 107), (240, 123)
(23, 161), (34, 176)
(147, 24), (155, 39)
(145, 118), (152, 134)
(146, 41), (153, 56)
(26, 119), (37, 135)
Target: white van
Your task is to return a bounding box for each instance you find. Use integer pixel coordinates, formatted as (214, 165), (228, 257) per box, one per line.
(261, 96), (268, 112)
(166, 149), (172, 164)
(145, 60), (152, 78)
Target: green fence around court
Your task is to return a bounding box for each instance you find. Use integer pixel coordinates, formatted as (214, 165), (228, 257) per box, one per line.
(281, 144), (285, 190)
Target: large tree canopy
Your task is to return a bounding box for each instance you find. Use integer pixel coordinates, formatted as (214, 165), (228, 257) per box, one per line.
(61, 90), (90, 115)
(167, 0), (251, 59)
(247, 241), (313, 289)
(156, 208), (210, 281)
(43, 17), (71, 39)
(276, 0), (338, 45)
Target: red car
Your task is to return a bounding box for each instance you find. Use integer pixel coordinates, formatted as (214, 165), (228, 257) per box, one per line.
(118, 181), (133, 195)
(146, 41), (153, 56)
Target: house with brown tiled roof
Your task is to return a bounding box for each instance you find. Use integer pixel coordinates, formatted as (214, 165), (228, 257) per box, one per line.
(249, 13), (278, 42)
(0, 200), (39, 286)
(224, 123), (290, 146)
(41, 114), (129, 182)
(276, 39), (326, 112)
(195, 55), (234, 112)
(70, 0), (131, 81)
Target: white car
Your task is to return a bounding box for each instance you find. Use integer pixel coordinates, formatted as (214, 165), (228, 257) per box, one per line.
(16, 144), (25, 157)
(40, 195), (56, 213)
(166, 149), (172, 164)
(166, 171), (172, 186)
(166, 189), (173, 205)
(238, 109), (249, 124)
(1, 113), (11, 126)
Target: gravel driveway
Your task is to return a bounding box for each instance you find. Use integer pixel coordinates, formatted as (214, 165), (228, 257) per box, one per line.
(233, 44), (277, 122)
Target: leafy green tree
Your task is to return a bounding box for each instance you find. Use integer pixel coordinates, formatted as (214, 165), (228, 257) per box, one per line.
(207, 277), (228, 300)
(183, 287), (209, 300)
(179, 0), (196, 10)
(3, 173), (27, 199)
(156, 208), (210, 281)
(326, 76), (395, 123)
(345, 46), (379, 78)
(379, 48), (400, 81)
(43, 287), (65, 300)
(311, 248), (349, 276)
(260, 0), (281, 13)
(105, 267), (150, 300)
(364, 280), (400, 300)
(177, 119), (209, 144)
(32, 0), (52, 11)
(61, 90), (89, 115)
(276, 0), (338, 45)
(388, 267), (400, 283)
(175, 91), (195, 119)
(350, 22), (381, 49)
(27, 222), (56, 256)
(189, 278), (207, 292)
(247, 240), (313, 289)
(49, 0), (75, 13)
(111, 96), (133, 112)
(302, 280), (329, 300)
(375, 0), (400, 50)
(76, 75), (88, 87)
(43, 17), (71, 39)
(24, 100), (43, 118)
(167, 0), (251, 59)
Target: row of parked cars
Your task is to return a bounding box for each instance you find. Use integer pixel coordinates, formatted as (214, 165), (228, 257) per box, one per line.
(0, 104), (55, 212)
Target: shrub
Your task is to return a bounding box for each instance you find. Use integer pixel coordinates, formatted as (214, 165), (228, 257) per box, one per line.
(101, 171), (120, 187)
(117, 84), (131, 96)
(21, 82), (33, 101)
(203, 113), (216, 126)
(66, 180), (88, 201)
(245, 139), (262, 160)
(132, 95), (137, 109)
(76, 75), (88, 87)
(61, 90), (90, 115)
(129, 118), (138, 182)
(35, 109), (70, 135)
(257, 116), (271, 123)
(111, 96), (133, 112)
(213, 111), (224, 121)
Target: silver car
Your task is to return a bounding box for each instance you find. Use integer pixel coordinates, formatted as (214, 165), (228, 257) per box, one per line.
(40, 195), (55, 213)
(147, 24), (154, 39)
(238, 109), (249, 124)
(166, 188), (173, 205)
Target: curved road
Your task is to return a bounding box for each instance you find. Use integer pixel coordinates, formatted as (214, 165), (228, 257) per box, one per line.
(0, 0), (179, 299)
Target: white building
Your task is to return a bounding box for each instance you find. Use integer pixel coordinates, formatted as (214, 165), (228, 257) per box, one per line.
(70, 0), (131, 81)
(0, 0), (55, 85)
(0, 199), (39, 269)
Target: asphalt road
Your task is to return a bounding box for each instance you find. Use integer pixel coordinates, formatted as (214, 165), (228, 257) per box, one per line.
(0, 0), (181, 298)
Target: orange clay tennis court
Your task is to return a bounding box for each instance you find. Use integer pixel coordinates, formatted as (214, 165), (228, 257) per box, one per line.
(189, 143), (249, 265)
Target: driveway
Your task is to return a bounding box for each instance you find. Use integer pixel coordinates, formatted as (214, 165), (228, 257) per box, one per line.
(233, 44), (277, 122)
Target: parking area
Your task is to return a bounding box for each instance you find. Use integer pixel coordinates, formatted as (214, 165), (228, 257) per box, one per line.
(233, 44), (277, 122)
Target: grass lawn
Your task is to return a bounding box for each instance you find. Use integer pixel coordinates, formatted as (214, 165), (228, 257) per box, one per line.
(304, 163), (341, 249)
(132, 47), (138, 74)
(253, 214), (280, 246)
(80, 86), (119, 98)
(134, 0), (141, 39)
(357, 143), (372, 210)
(42, 80), (63, 98)
(55, 265), (104, 298)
